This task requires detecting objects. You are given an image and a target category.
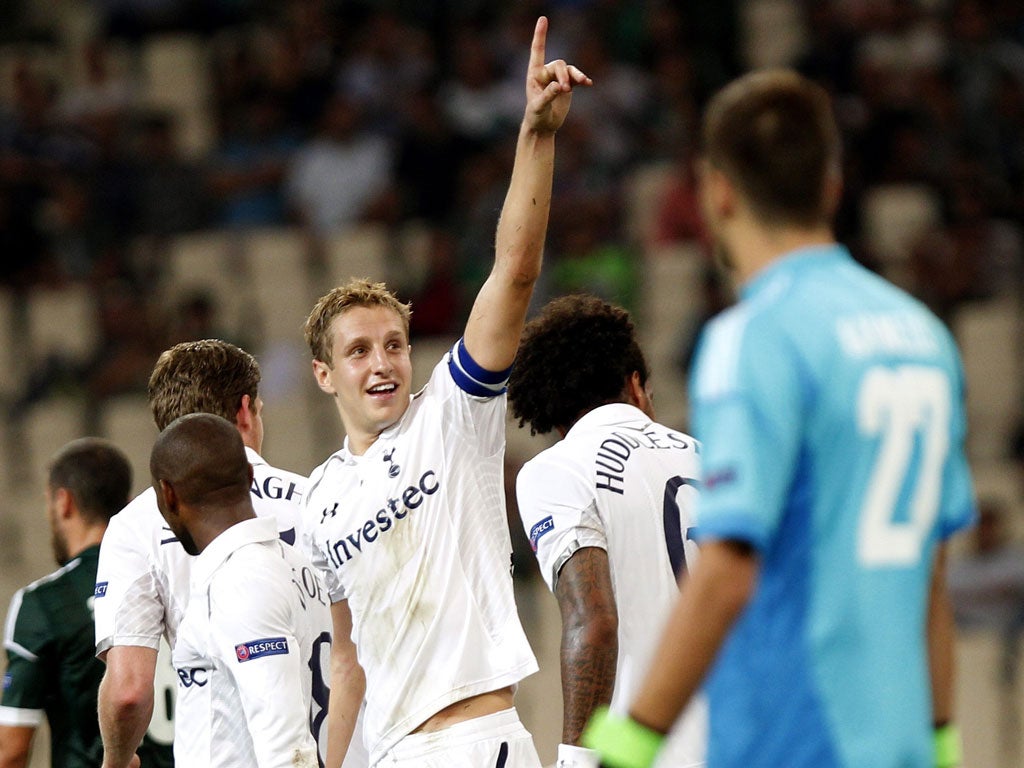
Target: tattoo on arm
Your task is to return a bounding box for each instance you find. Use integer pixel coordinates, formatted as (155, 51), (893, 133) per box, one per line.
(555, 546), (619, 745)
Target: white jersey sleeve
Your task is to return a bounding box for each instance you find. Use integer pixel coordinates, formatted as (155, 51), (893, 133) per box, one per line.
(207, 564), (321, 768)
(94, 493), (165, 653)
(516, 452), (608, 592)
(443, 336), (511, 454)
(302, 463), (347, 603)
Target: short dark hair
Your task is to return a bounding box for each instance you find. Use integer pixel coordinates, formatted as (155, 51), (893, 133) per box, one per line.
(702, 69), (840, 227)
(148, 340), (260, 430)
(48, 438), (132, 524)
(508, 294), (649, 436)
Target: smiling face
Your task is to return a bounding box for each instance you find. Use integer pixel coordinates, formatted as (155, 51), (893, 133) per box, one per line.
(312, 304), (413, 454)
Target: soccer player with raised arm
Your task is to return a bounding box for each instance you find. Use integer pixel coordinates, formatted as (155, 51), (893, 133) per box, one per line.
(301, 16), (590, 768)
(508, 294), (706, 768)
(0, 439), (171, 768)
(584, 70), (974, 768)
(152, 413), (331, 768)
(94, 340), (369, 768)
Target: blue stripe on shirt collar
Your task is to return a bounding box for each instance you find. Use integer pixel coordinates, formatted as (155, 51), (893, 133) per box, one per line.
(448, 337), (512, 396)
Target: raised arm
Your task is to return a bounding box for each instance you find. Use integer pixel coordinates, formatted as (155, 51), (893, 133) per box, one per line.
(462, 16), (591, 372)
(555, 547), (618, 754)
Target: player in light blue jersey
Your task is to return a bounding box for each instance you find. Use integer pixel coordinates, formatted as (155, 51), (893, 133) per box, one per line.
(585, 69), (975, 768)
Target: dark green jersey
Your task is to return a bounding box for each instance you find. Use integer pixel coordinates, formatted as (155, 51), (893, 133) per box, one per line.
(0, 545), (174, 768)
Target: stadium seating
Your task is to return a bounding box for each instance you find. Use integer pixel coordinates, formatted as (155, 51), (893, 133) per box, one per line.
(246, 227), (316, 347)
(19, 396), (87, 489)
(623, 161), (676, 250)
(861, 184), (942, 289)
(740, 0), (807, 69)
(639, 243), (707, 430)
(165, 229), (250, 342)
(140, 34), (214, 156)
(324, 224), (391, 286)
(100, 392), (157, 496)
(26, 284), (99, 365)
(0, 288), (25, 399)
(954, 298), (1022, 462)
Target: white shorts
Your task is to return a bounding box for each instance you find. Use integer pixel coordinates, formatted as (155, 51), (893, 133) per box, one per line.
(379, 708), (541, 768)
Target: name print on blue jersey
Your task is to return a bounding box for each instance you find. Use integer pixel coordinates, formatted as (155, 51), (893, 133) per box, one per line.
(596, 426), (697, 494)
(321, 470), (441, 568)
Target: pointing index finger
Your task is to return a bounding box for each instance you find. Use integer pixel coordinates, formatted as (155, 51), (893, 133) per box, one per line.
(529, 16), (548, 71)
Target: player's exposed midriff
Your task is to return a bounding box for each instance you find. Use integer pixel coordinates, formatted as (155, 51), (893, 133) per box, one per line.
(410, 686), (516, 734)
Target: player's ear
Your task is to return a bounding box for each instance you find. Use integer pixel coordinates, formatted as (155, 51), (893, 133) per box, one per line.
(312, 359), (337, 395)
(157, 479), (179, 516)
(236, 394), (254, 432)
(822, 166), (842, 221)
(627, 371), (655, 419)
(53, 487), (74, 519)
(700, 161), (736, 221)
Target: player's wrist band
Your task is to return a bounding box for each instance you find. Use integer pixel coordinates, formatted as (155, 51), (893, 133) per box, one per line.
(557, 742), (599, 767)
(934, 723), (962, 768)
(581, 707), (664, 768)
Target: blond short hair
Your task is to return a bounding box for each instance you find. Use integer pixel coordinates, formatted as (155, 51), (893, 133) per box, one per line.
(304, 278), (412, 365)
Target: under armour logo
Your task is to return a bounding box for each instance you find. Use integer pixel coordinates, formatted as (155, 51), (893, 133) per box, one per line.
(383, 449), (400, 478)
(321, 502), (339, 523)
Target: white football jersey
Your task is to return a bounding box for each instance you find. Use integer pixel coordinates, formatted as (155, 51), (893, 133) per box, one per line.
(94, 447), (306, 653)
(171, 517), (331, 768)
(516, 403), (707, 767)
(305, 340), (538, 764)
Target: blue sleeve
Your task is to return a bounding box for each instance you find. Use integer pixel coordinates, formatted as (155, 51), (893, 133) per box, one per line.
(689, 310), (804, 551)
(938, 354), (976, 540)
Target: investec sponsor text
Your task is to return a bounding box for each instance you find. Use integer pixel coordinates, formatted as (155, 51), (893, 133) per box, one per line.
(322, 470), (440, 567)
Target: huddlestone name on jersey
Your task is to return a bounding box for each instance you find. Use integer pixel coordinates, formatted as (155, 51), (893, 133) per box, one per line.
(322, 470), (440, 568)
(596, 428), (696, 495)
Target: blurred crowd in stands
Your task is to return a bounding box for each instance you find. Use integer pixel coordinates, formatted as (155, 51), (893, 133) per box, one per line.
(1, 0), (1023, 449)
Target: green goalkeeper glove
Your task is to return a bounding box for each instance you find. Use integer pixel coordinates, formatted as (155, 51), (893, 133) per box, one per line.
(581, 707), (665, 768)
(934, 723), (962, 768)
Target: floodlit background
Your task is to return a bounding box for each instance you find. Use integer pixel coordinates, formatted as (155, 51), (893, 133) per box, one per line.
(0, 0), (1022, 765)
